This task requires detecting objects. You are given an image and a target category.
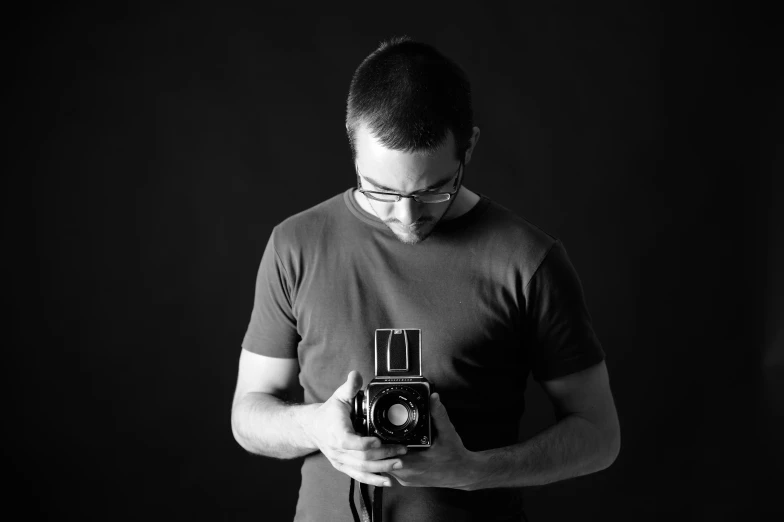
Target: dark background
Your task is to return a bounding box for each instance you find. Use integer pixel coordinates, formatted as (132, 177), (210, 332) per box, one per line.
(12, 1), (782, 520)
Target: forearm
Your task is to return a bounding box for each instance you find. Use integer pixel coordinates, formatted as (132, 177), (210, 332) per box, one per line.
(467, 414), (619, 490)
(231, 391), (320, 459)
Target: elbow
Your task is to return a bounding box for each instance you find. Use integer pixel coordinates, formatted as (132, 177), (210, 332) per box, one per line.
(231, 392), (278, 456)
(230, 414), (244, 449)
(230, 407), (243, 448)
(230, 397), (253, 453)
(601, 425), (621, 470)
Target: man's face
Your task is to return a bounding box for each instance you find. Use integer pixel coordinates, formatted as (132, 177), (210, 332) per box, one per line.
(354, 123), (462, 245)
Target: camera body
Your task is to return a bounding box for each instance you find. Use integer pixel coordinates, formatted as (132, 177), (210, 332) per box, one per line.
(351, 329), (432, 447)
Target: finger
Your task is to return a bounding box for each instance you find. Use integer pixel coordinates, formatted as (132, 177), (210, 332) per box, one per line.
(336, 433), (383, 452)
(339, 454), (404, 474)
(345, 444), (408, 462)
(332, 370), (364, 404)
(333, 462), (393, 488)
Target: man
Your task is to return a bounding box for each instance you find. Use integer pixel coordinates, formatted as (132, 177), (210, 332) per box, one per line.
(231, 36), (620, 521)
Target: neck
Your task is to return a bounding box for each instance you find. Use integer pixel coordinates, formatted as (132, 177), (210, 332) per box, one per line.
(443, 186), (480, 220)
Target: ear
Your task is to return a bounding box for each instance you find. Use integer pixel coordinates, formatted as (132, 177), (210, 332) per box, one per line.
(464, 127), (481, 165)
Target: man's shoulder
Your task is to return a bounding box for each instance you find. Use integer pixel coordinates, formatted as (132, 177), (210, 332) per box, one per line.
(476, 195), (559, 259)
(484, 197), (555, 235)
(270, 190), (348, 244)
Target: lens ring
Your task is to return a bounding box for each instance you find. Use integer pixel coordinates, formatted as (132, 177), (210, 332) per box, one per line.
(368, 386), (422, 441)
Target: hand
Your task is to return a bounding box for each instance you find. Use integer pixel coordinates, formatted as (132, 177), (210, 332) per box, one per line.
(388, 393), (479, 490)
(302, 371), (408, 488)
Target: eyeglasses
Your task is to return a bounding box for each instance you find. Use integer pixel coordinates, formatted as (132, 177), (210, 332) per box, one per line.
(356, 160), (463, 204)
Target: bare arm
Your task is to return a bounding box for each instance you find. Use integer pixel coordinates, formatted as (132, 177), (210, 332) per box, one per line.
(466, 361), (621, 489)
(232, 393), (321, 459)
(230, 350), (318, 458)
(230, 349), (407, 487)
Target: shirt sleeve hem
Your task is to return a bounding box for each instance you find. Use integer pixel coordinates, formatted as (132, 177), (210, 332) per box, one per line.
(532, 352), (606, 382)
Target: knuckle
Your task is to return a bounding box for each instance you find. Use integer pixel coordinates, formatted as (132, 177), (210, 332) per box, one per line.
(359, 450), (375, 461)
(326, 446), (342, 458)
(361, 476), (378, 486)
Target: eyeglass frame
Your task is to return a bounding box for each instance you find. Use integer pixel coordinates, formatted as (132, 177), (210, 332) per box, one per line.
(355, 159), (465, 204)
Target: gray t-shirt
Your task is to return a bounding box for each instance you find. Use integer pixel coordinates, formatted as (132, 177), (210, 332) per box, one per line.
(242, 188), (605, 521)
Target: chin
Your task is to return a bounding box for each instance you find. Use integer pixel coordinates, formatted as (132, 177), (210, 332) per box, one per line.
(391, 226), (431, 245)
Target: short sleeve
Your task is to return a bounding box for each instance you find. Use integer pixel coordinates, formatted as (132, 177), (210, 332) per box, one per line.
(241, 228), (300, 358)
(525, 240), (605, 381)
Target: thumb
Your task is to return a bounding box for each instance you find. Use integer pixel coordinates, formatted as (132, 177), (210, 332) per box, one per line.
(332, 370), (363, 403)
(430, 393), (459, 442)
(430, 393), (450, 422)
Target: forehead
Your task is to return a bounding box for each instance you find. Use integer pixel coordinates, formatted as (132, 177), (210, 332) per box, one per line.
(354, 123), (458, 191)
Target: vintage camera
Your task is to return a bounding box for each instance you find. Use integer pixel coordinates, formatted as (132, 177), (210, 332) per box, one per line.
(350, 329), (432, 447)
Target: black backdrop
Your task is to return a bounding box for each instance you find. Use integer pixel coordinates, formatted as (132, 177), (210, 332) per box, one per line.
(13, 2), (782, 521)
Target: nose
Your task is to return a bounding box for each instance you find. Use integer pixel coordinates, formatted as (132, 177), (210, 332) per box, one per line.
(392, 197), (422, 226)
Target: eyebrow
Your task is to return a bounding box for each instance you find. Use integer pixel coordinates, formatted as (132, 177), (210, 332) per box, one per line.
(360, 168), (456, 193)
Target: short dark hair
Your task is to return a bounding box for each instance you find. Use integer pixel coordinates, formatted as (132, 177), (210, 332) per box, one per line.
(346, 36), (474, 162)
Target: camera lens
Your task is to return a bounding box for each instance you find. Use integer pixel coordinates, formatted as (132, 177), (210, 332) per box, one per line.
(369, 385), (422, 442)
(387, 404), (408, 426)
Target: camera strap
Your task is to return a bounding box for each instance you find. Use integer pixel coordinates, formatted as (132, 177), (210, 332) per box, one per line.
(349, 478), (383, 522)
